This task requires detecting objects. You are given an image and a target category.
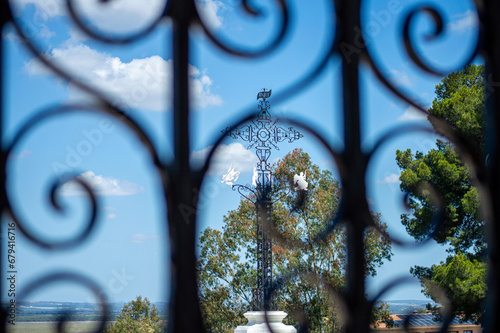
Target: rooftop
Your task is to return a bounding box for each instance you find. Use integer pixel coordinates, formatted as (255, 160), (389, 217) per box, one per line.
(392, 313), (477, 327)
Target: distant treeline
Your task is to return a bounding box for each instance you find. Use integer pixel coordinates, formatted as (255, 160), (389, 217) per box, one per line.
(16, 314), (119, 322)
(9, 300), (168, 323)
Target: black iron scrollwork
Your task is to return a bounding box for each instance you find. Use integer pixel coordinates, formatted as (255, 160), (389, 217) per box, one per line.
(66, 0), (168, 43)
(1, 0), (498, 332)
(196, 0), (291, 58)
(231, 184), (257, 203)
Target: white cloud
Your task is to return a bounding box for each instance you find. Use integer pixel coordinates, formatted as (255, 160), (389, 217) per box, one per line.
(59, 171), (144, 196)
(191, 143), (259, 175)
(131, 233), (160, 244)
(197, 0), (225, 29)
(12, 0), (66, 18)
(107, 213), (117, 220)
(189, 66), (224, 108)
(62, 28), (90, 46)
(2, 19), (55, 42)
(398, 105), (428, 122)
(12, 0), (224, 32)
(25, 43), (223, 111)
(2, 30), (22, 43)
(388, 69), (413, 88)
(70, 0), (166, 34)
(376, 173), (400, 184)
(37, 26), (55, 39)
(11, 0), (165, 33)
(448, 10), (479, 34)
(25, 43), (108, 76)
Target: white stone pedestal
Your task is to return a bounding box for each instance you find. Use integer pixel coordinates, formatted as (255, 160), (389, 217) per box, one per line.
(234, 311), (297, 333)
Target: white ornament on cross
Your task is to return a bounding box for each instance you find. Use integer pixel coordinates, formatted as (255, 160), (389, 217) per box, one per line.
(293, 171), (308, 191)
(221, 164), (240, 186)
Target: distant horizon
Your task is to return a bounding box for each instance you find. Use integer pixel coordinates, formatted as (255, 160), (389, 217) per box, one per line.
(7, 298), (433, 305)
(385, 299), (433, 303)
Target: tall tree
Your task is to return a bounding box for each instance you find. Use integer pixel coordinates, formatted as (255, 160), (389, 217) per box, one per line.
(104, 296), (165, 333)
(396, 64), (486, 323)
(198, 148), (393, 332)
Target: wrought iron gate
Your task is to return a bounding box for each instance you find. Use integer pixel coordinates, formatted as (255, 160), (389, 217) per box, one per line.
(0, 0), (499, 332)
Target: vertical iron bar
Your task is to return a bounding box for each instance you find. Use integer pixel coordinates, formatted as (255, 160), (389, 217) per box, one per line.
(264, 198), (273, 310)
(337, 0), (369, 332)
(483, 1), (500, 332)
(166, 1), (204, 332)
(254, 186), (274, 310)
(0, 4), (5, 328)
(255, 204), (262, 310)
(259, 193), (273, 310)
(0, 2), (11, 328)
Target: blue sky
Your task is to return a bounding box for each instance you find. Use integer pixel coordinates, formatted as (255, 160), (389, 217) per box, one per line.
(1, 0), (480, 305)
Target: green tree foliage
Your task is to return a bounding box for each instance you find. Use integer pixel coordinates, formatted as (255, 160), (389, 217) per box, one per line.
(417, 307), (428, 314)
(370, 301), (394, 328)
(418, 253), (487, 318)
(198, 148), (393, 332)
(429, 64), (485, 151)
(104, 296), (165, 333)
(395, 64), (486, 323)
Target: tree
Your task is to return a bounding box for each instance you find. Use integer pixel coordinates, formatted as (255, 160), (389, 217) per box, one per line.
(198, 148), (393, 332)
(104, 296), (165, 333)
(370, 301), (394, 328)
(395, 64), (486, 323)
(417, 307), (428, 314)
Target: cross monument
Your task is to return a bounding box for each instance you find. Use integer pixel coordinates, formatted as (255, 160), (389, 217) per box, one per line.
(223, 88), (303, 311)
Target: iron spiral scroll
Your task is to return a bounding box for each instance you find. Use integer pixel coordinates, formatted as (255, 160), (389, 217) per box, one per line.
(0, 0), (498, 333)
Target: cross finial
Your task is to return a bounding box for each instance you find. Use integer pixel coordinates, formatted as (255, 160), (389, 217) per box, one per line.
(257, 88), (272, 101)
(223, 89), (302, 188)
